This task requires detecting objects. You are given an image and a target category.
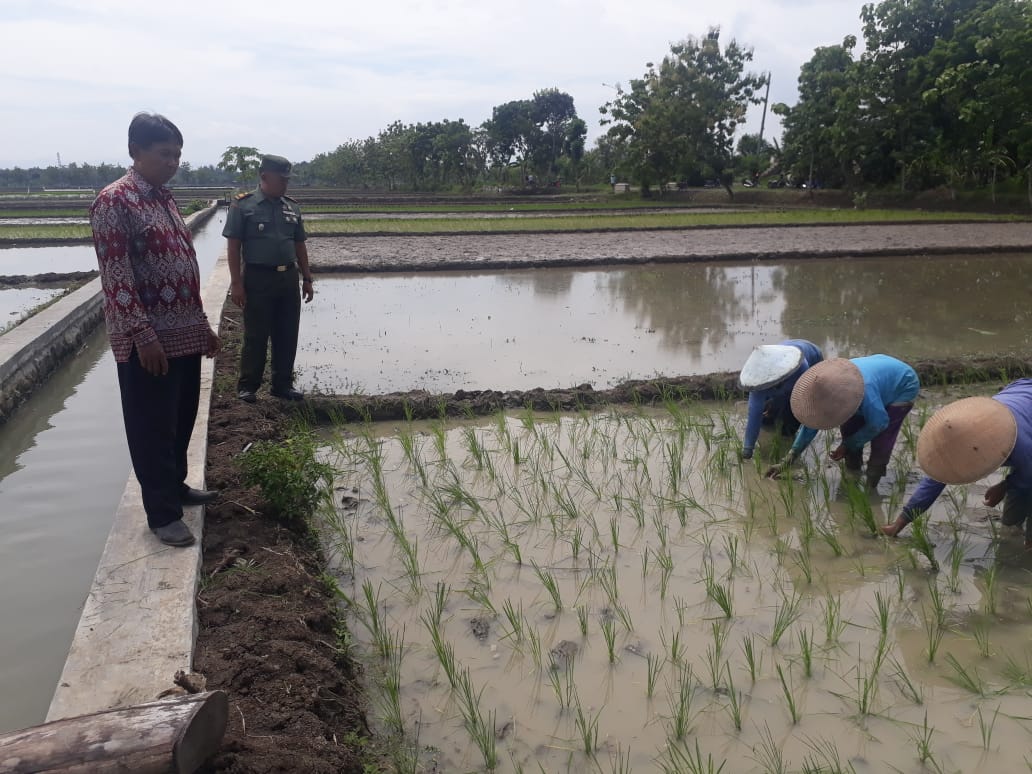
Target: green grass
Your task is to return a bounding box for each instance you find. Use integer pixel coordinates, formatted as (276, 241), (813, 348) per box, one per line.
(304, 208), (1022, 236)
(0, 224), (92, 240)
(0, 208), (88, 218)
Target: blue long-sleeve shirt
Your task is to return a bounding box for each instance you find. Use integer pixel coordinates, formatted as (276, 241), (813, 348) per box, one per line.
(902, 379), (1032, 521)
(790, 354), (919, 455)
(743, 339), (823, 454)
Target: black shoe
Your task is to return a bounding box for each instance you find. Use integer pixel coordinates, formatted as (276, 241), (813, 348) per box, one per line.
(151, 520), (196, 547)
(181, 486), (218, 506)
(271, 388), (304, 402)
(238, 390), (257, 403)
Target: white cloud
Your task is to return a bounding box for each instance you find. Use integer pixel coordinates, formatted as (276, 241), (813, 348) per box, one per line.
(0, 0), (865, 167)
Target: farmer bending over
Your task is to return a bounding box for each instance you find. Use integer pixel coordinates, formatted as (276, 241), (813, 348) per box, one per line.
(766, 355), (919, 489)
(881, 379), (1032, 549)
(738, 339), (823, 460)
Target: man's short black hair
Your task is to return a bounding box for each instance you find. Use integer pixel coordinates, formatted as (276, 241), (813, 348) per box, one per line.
(127, 112), (183, 151)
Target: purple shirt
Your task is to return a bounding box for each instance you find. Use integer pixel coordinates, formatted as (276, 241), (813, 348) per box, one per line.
(902, 379), (1032, 521)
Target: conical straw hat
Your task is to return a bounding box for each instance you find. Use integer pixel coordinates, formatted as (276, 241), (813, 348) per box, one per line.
(739, 345), (805, 390)
(789, 358), (864, 429)
(916, 397), (1017, 484)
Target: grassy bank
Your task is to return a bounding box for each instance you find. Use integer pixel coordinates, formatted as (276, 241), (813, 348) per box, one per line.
(305, 207), (1023, 236)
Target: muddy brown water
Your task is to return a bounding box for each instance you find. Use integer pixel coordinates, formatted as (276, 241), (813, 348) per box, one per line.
(0, 212), (226, 733)
(0, 243), (98, 275)
(296, 253), (1032, 395)
(322, 405), (1032, 773)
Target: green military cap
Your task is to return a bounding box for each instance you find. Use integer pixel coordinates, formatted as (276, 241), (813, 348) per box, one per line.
(259, 155), (292, 177)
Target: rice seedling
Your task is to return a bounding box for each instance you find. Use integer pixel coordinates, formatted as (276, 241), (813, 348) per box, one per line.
(532, 562), (563, 611)
(853, 661), (879, 717)
(606, 744), (633, 774)
(800, 735), (858, 774)
(945, 539), (965, 594)
(841, 478), (878, 535)
(889, 655), (923, 704)
(977, 704), (1000, 751)
(547, 660), (576, 710)
(500, 598), (525, 645)
(909, 516), (939, 571)
(945, 653), (987, 695)
(1002, 650), (1032, 687)
(770, 590), (802, 647)
(982, 561), (1000, 617)
(673, 596), (689, 629)
(667, 664), (697, 741)
(797, 628), (814, 679)
(820, 594), (846, 647)
(724, 665), (743, 732)
(742, 634), (762, 682)
(751, 723), (787, 774)
(456, 667), (498, 770)
(573, 698), (601, 757)
(658, 739), (727, 774)
(705, 576), (734, 618)
(609, 516), (621, 554)
(972, 619), (992, 658)
(793, 547), (814, 585)
(816, 517), (845, 557)
(576, 604), (589, 637)
(601, 614), (619, 663)
(908, 712), (942, 772)
(647, 651), (664, 698)
(922, 609), (945, 664)
(662, 626), (686, 665)
(775, 663), (802, 724)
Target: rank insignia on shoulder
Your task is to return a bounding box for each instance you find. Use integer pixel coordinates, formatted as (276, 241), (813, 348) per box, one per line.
(235, 192), (253, 200)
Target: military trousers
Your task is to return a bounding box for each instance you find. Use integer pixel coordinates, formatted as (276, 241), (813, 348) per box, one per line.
(239, 263), (302, 394)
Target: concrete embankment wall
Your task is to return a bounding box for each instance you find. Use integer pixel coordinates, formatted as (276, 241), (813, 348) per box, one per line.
(46, 240), (230, 722)
(0, 204), (219, 425)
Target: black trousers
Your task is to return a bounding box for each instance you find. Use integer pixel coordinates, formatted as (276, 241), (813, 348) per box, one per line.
(238, 265), (301, 393)
(116, 351), (201, 529)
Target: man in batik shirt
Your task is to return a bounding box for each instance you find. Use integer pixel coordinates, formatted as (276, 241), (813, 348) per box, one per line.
(90, 113), (220, 547)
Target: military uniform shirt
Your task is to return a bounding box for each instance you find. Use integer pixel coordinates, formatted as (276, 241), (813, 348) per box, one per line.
(222, 189), (307, 266)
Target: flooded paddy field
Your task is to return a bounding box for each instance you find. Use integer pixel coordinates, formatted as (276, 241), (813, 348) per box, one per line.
(297, 253), (1032, 395)
(0, 242), (98, 275)
(0, 285), (67, 332)
(320, 402), (1032, 773)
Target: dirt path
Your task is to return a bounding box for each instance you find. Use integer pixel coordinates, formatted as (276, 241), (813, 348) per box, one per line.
(307, 221), (1032, 273)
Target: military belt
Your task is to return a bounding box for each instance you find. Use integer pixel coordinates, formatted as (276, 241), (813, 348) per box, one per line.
(246, 262), (296, 272)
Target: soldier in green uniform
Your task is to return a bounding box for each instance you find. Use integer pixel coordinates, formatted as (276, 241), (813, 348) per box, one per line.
(223, 155), (314, 402)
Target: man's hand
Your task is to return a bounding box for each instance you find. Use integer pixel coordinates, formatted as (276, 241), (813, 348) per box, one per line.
(230, 280), (246, 308)
(205, 327), (221, 358)
(829, 445), (847, 461)
(137, 340), (168, 376)
(983, 480), (1007, 508)
(765, 451), (798, 479)
(302, 279), (314, 303)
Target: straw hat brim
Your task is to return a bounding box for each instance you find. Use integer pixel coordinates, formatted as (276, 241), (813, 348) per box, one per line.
(789, 358), (864, 430)
(739, 345), (805, 390)
(916, 397), (1017, 484)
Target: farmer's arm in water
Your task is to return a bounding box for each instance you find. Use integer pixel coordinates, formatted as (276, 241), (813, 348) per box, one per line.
(741, 390), (768, 459)
(881, 477), (946, 536)
(765, 426), (816, 477)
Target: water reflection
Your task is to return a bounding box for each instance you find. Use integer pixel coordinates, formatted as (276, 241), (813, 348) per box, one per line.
(0, 211), (227, 733)
(298, 253), (1032, 394)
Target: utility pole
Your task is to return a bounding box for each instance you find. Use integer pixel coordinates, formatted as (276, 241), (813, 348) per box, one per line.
(758, 72), (772, 144)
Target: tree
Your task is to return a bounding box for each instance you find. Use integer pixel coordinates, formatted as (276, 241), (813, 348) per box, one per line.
(217, 146), (262, 181)
(600, 28), (766, 197)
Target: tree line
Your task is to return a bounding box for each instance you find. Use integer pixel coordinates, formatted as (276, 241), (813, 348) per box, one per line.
(3, 0), (1030, 200)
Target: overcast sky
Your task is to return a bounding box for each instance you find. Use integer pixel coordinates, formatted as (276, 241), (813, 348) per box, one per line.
(0, 0), (866, 169)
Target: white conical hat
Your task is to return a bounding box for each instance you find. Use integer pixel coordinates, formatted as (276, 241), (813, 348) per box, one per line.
(790, 358), (865, 429)
(917, 397), (1017, 484)
(739, 345), (805, 390)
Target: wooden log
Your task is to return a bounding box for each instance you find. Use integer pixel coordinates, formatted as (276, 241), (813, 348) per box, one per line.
(0, 690), (228, 774)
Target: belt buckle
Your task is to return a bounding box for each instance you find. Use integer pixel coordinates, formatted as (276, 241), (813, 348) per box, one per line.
(276, 265), (287, 272)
